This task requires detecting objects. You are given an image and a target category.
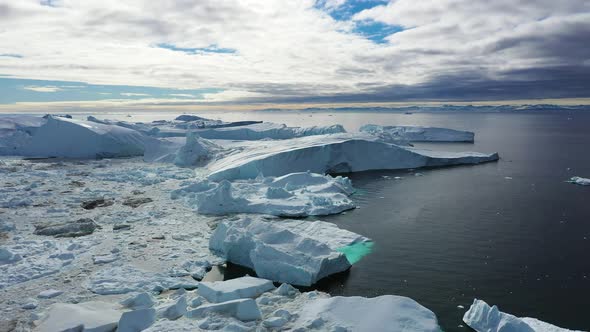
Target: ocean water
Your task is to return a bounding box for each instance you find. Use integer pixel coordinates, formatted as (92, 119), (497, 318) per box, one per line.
(65, 110), (590, 330)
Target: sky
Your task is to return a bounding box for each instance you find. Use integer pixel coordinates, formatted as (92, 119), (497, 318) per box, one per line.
(0, 0), (589, 110)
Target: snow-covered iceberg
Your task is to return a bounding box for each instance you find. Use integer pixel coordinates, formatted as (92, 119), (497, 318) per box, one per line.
(360, 124), (474, 142)
(143, 132), (220, 166)
(209, 215), (371, 286)
(19, 116), (148, 158)
(293, 295), (441, 332)
(197, 276), (275, 303)
(208, 134), (499, 181)
(172, 172), (355, 217)
(0, 115), (46, 155)
(194, 122), (346, 140)
(463, 299), (582, 332)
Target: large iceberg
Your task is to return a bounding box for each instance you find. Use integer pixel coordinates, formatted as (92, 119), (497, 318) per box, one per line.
(194, 122), (346, 140)
(171, 172), (355, 217)
(463, 299), (582, 332)
(0, 115), (46, 155)
(143, 132), (220, 166)
(209, 215), (371, 286)
(208, 134), (499, 181)
(360, 124), (475, 142)
(293, 295), (441, 332)
(19, 116), (147, 158)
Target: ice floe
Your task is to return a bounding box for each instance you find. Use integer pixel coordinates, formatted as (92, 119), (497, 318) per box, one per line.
(293, 295), (441, 332)
(172, 172), (355, 217)
(186, 298), (262, 321)
(360, 124), (475, 142)
(197, 276), (275, 303)
(208, 133), (499, 180)
(568, 176), (590, 186)
(35, 301), (121, 332)
(463, 299), (582, 332)
(209, 215), (371, 286)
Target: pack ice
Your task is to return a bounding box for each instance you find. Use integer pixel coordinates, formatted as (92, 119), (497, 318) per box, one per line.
(293, 295), (441, 332)
(361, 124), (475, 142)
(209, 215), (371, 286)
(208, 133), (499, 181)
(171, 172), (355, 217)
(463, 299), (582, 332)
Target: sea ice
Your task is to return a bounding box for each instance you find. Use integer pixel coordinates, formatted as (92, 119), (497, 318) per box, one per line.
(37, 289), (63, 299)
(0, 248), (22, 264)
(172, 172), (355, 217)
(208, 134), (498, 180)
(156, 295), (187, 320)
(463, 299), (582, 332)
(87, 265), (198, 295)
(209, 216), (371, 286)
(293, 295), (441, 332)
(197, 276), (275, 303)
(34, 301), (121, 332)
(360, 124), (475, 142)
(568, 176), (590, 186)
(186, 298), (262, 321)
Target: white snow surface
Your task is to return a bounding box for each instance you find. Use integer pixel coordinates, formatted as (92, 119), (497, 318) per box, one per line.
(198, 276), (275, 303)
(463, 299), (582, 332)
(209, 215), (370, 286)
(569, 176), (590, 186)
(172, 172), (355, 217)
(360, 124), (475, 142)
(20, 116), (148, 158)
(194, 122), (346, 140)
(293, 295), (441, 332)
(208, 133), (499, 180)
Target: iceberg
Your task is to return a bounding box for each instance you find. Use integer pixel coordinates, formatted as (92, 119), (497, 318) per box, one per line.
(360, 124), (475, 142)
(197, 276), (275, 303)
(143, 132), (220, 166)
(21, 116), (147, 158)
(568, 176), (590, 186)
(463, 299), (582, 332)
(194, 122), (346, 140)
(208, 134), (499, 181)
(172, 172), (355, 217)
(293, 295), (441, 332)
(209, 215), (371, 286)
(0, 115), (46, 155)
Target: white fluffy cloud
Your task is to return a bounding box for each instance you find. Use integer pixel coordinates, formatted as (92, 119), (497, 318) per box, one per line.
(0, 0), (588, 103)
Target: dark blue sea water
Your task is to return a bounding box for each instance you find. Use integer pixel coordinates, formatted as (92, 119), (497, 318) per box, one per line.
(79, 110), (590, 331)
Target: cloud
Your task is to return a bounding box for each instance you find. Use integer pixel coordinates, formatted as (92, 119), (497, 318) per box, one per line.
(22, 85), (62, 92)
(0, 0), (588, 103)
(169, 93), (197, 98)
(120, 92), (150, 97)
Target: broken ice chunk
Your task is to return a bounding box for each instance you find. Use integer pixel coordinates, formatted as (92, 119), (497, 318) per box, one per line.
(197, 276), (275, 303)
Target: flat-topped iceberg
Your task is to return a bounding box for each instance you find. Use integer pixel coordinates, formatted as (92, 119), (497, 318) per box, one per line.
(19, 116), (147, 158)
(197, 276), (275, 303)
(194, 122), (346, 140)
(172, 172), (355, 217)
(34, 301), (121, 332)
(294, 295), (441, 332)
(463, 299), (582, 332)
(361, 124), (474, 142)
(208, 133), (498, 180)
(209, 215), (371, 286)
